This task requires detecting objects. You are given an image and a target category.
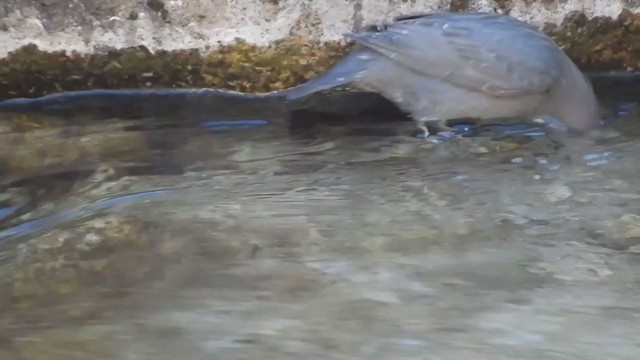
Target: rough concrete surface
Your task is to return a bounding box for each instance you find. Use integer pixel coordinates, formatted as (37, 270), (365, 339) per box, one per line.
(1, 0), (640, 100)
(0, 0), (638, 57)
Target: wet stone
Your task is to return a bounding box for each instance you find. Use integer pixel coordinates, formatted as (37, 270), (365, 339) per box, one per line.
(0, 119), (151, 173)
(9, 325), (119, 360)
(595, 214), (640, 250)
(545, 9), (640, 71)
(526, 242), (615, 282)
(542, 183), (573, 203)
(0, 214), (192, 335)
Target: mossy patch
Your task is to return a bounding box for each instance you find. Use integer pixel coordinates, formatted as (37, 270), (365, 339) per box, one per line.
(0, 38), (350, 101)
(545, 9), (640, 71)
(0, 44), (206, 101)
(202, 37), (350, 93)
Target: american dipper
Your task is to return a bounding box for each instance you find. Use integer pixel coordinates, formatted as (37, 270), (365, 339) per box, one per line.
(284, 12), (602, 137)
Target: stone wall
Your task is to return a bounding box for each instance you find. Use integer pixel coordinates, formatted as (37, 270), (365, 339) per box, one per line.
(1, 0), (640, 100)
(0, 0), (637, 57)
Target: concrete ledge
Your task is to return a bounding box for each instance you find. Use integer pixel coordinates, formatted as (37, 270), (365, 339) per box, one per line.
(0, 0), (637, 57)
(1, 1), (640, 100)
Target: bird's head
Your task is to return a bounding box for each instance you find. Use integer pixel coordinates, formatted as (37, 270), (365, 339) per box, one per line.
(544, 60), (602, 135)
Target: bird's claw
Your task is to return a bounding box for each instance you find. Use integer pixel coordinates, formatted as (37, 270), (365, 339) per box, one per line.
(416, 123), (467, 143)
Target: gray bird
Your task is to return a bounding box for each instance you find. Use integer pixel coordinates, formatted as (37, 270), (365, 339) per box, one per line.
(283, 12), (602, 137)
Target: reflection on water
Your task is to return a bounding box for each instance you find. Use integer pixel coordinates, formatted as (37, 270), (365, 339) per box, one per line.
(0, 87), (640, 360)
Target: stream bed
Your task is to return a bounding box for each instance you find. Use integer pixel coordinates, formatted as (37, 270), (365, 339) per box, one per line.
(0, 79), (639, 359)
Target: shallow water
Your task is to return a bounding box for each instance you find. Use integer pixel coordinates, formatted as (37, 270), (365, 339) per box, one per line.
(0, 87), (640, 359)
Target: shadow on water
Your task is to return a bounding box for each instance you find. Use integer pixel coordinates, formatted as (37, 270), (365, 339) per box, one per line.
(0, 73), (639, 359)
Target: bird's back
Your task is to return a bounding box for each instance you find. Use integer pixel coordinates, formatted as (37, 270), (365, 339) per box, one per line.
(404, 13), (563, 66)
(347, 12), (564, 99)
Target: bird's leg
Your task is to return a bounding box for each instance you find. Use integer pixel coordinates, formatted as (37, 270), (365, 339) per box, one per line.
(431, 119), (476, 139)
(416, 119), (432, 139)
(415, 118), (462, 141)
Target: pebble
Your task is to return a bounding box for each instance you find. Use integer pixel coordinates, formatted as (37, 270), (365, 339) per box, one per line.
(603, 214), (640, 239)
(543, 184), (573, 203)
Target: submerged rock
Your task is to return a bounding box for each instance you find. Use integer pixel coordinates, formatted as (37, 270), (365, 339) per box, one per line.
(0, 215), (191, 335)
(0, 118), (151, 173)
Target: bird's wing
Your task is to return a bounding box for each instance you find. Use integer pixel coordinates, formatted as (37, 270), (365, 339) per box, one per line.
(345, 14), (561, 98)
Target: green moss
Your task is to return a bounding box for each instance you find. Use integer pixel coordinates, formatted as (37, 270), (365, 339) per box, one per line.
(202, 37), (350, 93)
(0, 38), (350, 101)
(545, 9), (640, 71)
(0, 44), (207, 101)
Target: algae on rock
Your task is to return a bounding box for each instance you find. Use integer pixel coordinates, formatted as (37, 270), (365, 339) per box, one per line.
(0, 215), (191, 333)
(202, 37), (350, 93)
(545, 9), (640, 71)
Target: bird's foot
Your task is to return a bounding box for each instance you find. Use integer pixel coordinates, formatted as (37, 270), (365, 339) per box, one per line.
(416, 123), (430, 138)
(416, 123), (442, 143)
(415, 120), (471, 142)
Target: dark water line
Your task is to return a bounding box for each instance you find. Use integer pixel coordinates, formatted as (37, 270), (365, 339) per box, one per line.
(586, 71), (640, 82)
(0, 88), (282, 106)
(0, 71), (637, 120)
(199, 119), (271, 132)
(0, 189), (172, 244)
(0, 88), (288, 120)
(588, 71), (640, 102)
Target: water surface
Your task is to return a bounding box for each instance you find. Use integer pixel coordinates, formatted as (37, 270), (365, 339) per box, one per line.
(0, 87), (639, 360)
